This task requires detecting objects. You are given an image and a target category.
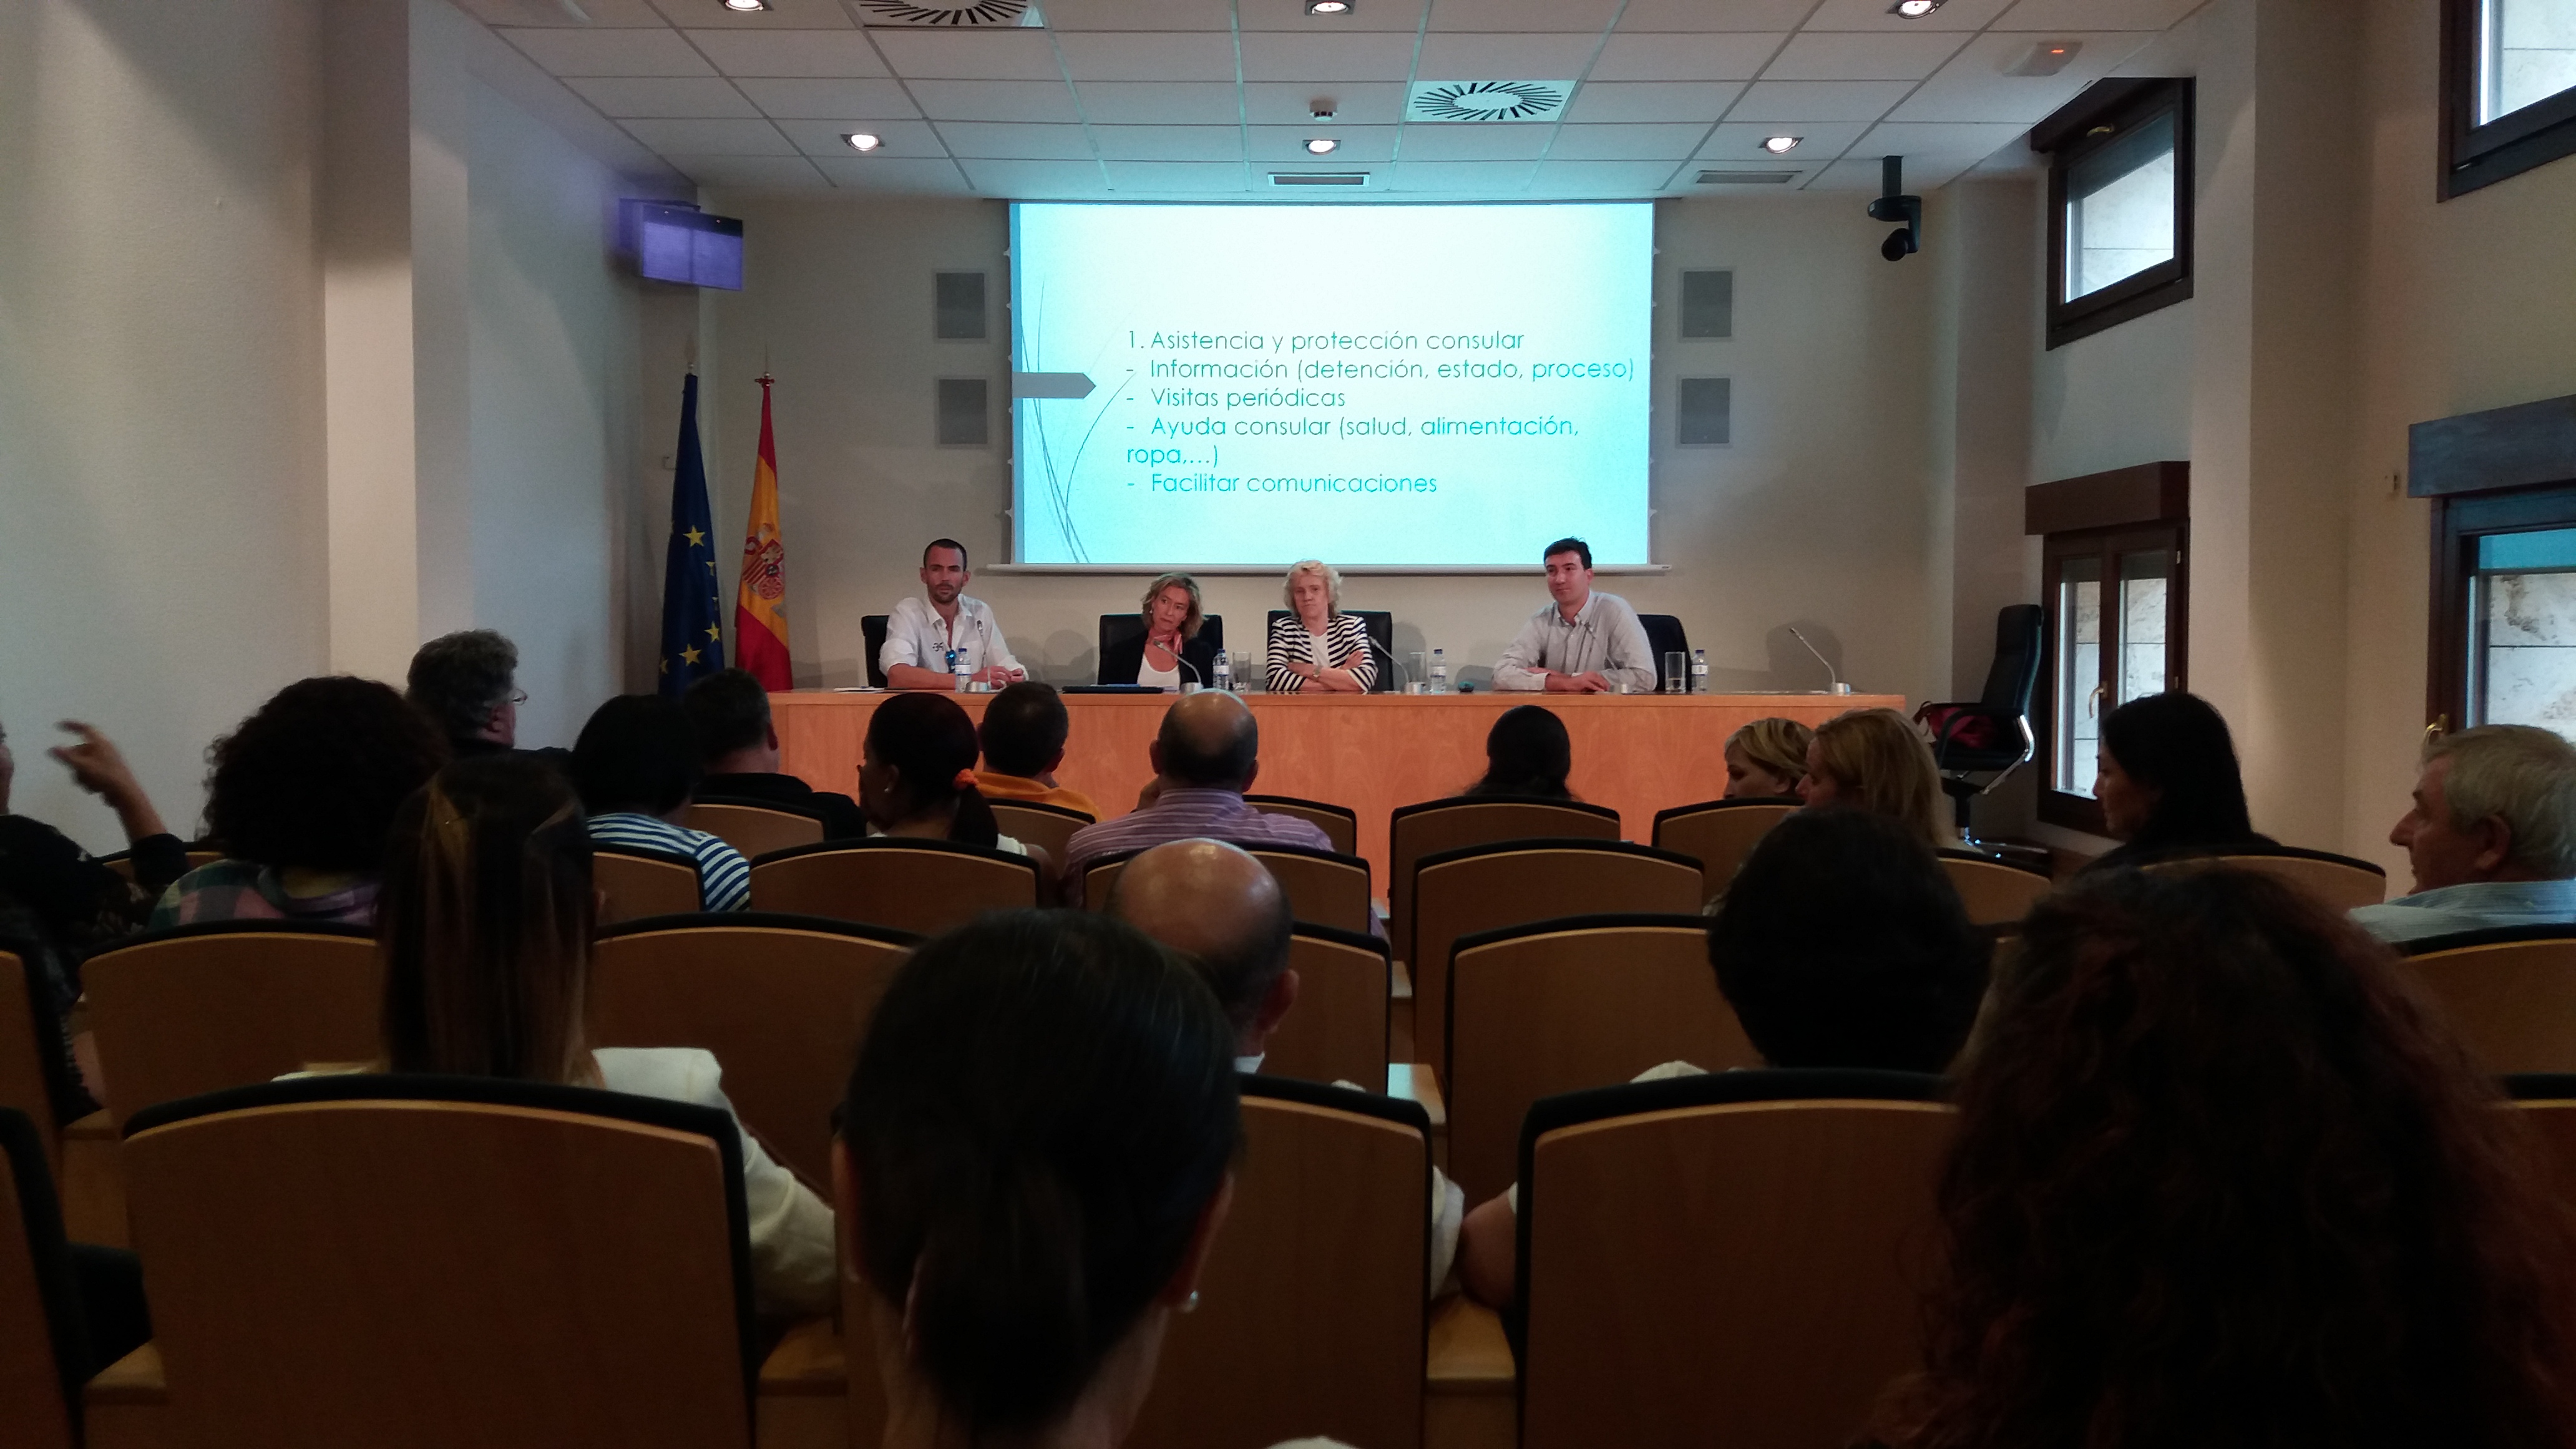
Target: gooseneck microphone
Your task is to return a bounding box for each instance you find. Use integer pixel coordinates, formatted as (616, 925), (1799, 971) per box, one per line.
(1786, 626), (1851, 695)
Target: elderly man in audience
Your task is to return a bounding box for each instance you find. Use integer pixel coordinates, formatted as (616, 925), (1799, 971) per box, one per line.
(1057, 692), (1330, 907)
(405, 629), (526, 756)
(1107, 837), (1464, 1296)
(683, 667), (866, 839)
(2352, 723), (2576, 943)
(973, 681), (1102, 819)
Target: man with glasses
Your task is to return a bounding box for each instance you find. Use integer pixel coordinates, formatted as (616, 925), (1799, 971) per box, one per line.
(406, 629), (552, 760)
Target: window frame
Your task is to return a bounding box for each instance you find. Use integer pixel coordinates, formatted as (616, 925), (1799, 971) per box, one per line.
(2441, 0), (2576, 199)
(2427, 482), (2576, 729)
(2033, 77), (2195, 351)
(2036, 524), (2190, 834)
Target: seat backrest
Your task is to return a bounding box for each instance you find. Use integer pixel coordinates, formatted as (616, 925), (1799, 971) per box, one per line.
(2505, 1077), (2576, 1209)
(1245, 794), (1360, 856)
(1390, 797), (1624, 968)
(122, 1076), (755, 1449)
(1, 1108), (80, 1449)
(1937, 849), (2057, 926)
(748, 839), (1038, 934)
(1100, 612), (1225, 662)
(1979, 603), (2044, 712)
(1637, 614), (1688, 691)
(2403, 930), (2576, 1075)
(1127, 1080), (1430, 1449)
(0, 952), (61, 1177)
(589, 913), (917, 1185)
(2139, 845), (2389, 910)
(861, 614), (889, 688)
(98, 844), (223, 884)
(1518, 1071), (1953, 1449)
(82, 922), (381, 1125)
(684, 799), (824, 858)
(1445, 914), (1757, 1202)
(1085, 852), (1133, 910)
(1267, 925), (1392, 1085)
(987, 799), (1095, 864)
(1246, 845), (1374, 935)
(1415, 842), (1705, 1078)
(1650, 799), (1796, 891)
(595, 846), (706, 924)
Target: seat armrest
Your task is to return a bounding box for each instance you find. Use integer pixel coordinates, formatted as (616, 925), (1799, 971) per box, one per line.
(85, 1341), (167, 1405)
(1390, 960), (1413, 1000)
(1426, 1297), (1515, 1392)
(758, 1317), (846, 1397)
(1387, 1063), (1446, 1128)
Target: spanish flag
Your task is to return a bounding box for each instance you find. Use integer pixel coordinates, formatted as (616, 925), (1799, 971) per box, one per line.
(734, 374), (792, 690)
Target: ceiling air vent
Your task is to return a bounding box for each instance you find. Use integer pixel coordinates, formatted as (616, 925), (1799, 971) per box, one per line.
(1405, 80), (1572, 123)
(1695, 170), (1800, 185)
(855, 0), (1042, 26)
(1270, 172), (1372, 187)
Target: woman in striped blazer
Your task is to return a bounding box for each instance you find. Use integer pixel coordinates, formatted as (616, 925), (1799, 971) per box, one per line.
(1265, 559), (1378, 693)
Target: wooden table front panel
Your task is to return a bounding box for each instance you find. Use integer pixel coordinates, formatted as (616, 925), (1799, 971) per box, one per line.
(773, 692), (1905, 874)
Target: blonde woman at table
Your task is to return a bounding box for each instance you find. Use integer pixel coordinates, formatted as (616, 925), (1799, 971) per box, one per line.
(1099, 573), (1222, 691)
(1265, 559), (1377, 694)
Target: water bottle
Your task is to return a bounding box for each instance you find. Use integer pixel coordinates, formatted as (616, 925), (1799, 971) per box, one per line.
(950, 646), (972, 693)
(1430, 648), (1449, 695)
(1690, 648), (1709, 695)
(1212, 651), (1233, 693)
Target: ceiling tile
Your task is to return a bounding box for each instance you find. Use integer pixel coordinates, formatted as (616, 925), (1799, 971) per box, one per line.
(646, 0), (852, 27)
(1245, 80), (1406, 124)
(1588, 32), (1783, 81)
(1249, 124), (1400, 162)
(1240, 33), (1422, 82)
(1563, 80), (1745, 122)
(1414, 32), (1600, 80)
(1529, 159), (1686, 195)
(1547, 122), (1709, 160)
(1238, 0), (1432, 31)
(1043, 0), (1232, 28)
(935, 121), (1097, 159)
(957, 158), (1111, 195)
(1809, 152), (1971, 189)
(1885, 31), (2153, 122)
(774, 117), (949, 156)
(873, 30), (1064, 81)
(620, 117), (797, 155)
(1385, 159), (1537, 192)
(813, 156), (973, 190)
(1697, 120), (1870, 160)
(564, 76), (764, 118)
(1428, 0), (1623, 31)
(1074, 81), (1244, 124)
(1105, 160), (1254, 192)
(500, 28), (715, 76)
(1398, 122), (1555, 160)
(683, 31), (890, 77)
(1093, 124), (1246, 161)
(906, 79), (1082, 122)
(738, 77), (921, 117)
(1995, 0), (2206, 29)
(1056, 31), (1239, 82)
(456, 0), (668, 27)
(1613, 0), (1815, 28)
(665, 154), (831, 188)
(1761, 32), (1970, 80)
(1729, 79), (1916, 121)
(1852, 120), (2030, 166)
(1800, 0), (2016, 29)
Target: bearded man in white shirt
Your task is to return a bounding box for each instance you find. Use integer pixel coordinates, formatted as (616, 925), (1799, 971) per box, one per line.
(879, 537), (1027, 691)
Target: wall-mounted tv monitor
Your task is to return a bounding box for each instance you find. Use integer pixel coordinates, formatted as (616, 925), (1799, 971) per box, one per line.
(619, 200), (744, 291)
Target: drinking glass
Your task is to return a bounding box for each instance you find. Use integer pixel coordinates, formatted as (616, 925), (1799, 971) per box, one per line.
(1663, 651), (1687, 694)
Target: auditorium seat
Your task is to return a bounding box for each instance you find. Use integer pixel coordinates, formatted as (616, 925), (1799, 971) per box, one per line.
(1245, 844), (1374, 935)
(2504, 1075), (2576, 1208)
(2, 1108), (80, 1449)
(749, 838), (1038, 934)
(1515, 1070), (1953, 1449)
(1389, 796), (1623, 970)
(1267, 923), (1393, 1086)
(987, 799), (1095, 864)
(2136, 843), (2389, 910)
(1650, 798), (1797, 890)
(1246, 793), (1361, 856)
(861, 614), (889, 689)
(1936, 848), (2056, 927)
(1083, 852), (1133, 910)
(1412, 841), (1704, 1078)
(2399, 927), (2576, 1075)
(1445, 914), (1757, 1203)
(684, 798), (824, 859)
(2, 953), (61, 1176)
(117, 1075), (761, 1449)
(80, 921), (379, 1125)
(595, 846), (707, 924)
(1638, 613), (1688, 692)
(95, 844), (223, 884)
(589, 912), (919, 1186)
(1263, 610), (1396, 692)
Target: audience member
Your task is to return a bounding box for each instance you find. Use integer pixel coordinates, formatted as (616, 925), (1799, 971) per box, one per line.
(681, 667), (865, 839)
(974, 681), (1103, 819)
(861, 693), (1041, 874)
(404, 629), (527, 756)
(2077, 691), (2272, 872)
(1059, 693), (1333, 907)
(1722, 717), (1811, 799)
(570, 694), (749, 912)
(1455, 809), (1990, 1308)
(836, 910), (1238, 1447)
(154, 677), (448, 927)
(1463, 704), (1574, 799)
(1801, 707), (1950, 846)
(1107, 838), (1466, 1297)
(1872, 867), (2576, 1449)
(2353, 723), (2576, 942)
(375, 754), (832, 1315)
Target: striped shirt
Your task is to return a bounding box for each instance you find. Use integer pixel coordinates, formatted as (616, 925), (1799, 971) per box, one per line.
(588, 812), (751, 912)
(1061, 788), (1333, 907)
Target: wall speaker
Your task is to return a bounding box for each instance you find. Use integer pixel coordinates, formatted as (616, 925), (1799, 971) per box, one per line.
(1680, 270), (1733, 338)
(1677, 377), (1731, 447)
(934, 271), (987, 340)
(936, 378), (989, 446)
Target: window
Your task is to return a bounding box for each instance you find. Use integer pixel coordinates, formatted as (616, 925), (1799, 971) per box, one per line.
(2027, 462), (2190, 833)
(2442, 0), (2576, 197)
(2032, 79), (2193, 349)
(2429, 485), (2576, 740)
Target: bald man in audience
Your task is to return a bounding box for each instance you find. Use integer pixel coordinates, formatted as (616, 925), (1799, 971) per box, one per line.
(1107, 838), (1463, 1295)
(2353, 723), (2576, 943)
(1058, 691), (1330, 907)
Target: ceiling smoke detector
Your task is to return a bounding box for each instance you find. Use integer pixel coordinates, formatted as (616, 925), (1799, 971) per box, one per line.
(854, 0), (1040, 26)
(1405, 79), (1573, 123)
(2004, 39), (2082, 76)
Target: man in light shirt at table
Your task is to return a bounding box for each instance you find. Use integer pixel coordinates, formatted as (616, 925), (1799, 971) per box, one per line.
(1493, 536), (1656, 695)
(880, 538), (1025, 691)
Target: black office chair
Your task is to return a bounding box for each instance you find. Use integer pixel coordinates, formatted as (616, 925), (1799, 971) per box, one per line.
(1639, 614), (1689, 692)
(1098, 615), (1224, 670)
(1264, 610), (1395, 691)
(861, 614), (889, 689)
(1916, 604), (2042, 844)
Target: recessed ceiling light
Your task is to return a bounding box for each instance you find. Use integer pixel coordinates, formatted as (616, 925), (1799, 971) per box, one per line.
(1891, 0), (1941, 14)
(1761, 135), (1802, 154)
(722, 0), (769, 11)
(1305, 137), (1340, 155)
(844, 132), (882, 152)
(1306, 0), (1352, 13)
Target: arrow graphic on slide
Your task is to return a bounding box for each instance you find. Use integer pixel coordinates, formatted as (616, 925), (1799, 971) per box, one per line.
(1013, 371), (1096, 399)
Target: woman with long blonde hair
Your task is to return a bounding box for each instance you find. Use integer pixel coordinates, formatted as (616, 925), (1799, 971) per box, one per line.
(1800, 708), (1950, 846)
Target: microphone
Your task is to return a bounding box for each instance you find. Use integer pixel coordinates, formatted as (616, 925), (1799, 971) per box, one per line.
(1787, 626), (1851, 695)
(1359, 630), (1403, 692)
(1173, 647), (1201, 691)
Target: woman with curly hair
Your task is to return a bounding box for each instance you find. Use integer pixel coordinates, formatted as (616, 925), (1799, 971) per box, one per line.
(1874, 867), (2576, 1449)
(153, 676), (449, 927)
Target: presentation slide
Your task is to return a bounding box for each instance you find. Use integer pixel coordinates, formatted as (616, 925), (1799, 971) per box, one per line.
(1010, 203), (1651, 568)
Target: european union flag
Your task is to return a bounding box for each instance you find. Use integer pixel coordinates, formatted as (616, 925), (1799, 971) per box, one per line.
(659, 371), (726, 696)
